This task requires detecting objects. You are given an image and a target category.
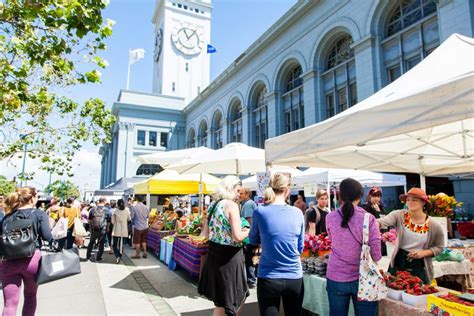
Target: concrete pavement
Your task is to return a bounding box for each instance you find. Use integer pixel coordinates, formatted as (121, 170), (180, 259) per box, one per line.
(0, 244), (263, 315)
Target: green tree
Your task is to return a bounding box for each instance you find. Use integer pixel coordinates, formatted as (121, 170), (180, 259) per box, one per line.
(46, 179), (80, 200)
(0, 175), (16, 196)
(0, 0), (116, 179)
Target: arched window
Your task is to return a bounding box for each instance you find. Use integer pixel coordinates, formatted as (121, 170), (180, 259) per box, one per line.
(187, 128), (196, 148)
(229, 100), (242, 143)
(253, 86), (268, 148)
(212, 112), (224, 149)
(198, 121), (208, 147)
(136, 164), (162, 176)
(382, 0), (438, 83)
(322, 34), (357, 119)
(282, 65), (304, 133)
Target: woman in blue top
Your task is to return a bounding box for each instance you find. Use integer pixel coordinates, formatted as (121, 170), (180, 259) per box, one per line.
(249, 172), (305, 316)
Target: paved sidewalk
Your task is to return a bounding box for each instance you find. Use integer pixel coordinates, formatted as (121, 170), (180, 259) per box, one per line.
(0, 245), (265, 315)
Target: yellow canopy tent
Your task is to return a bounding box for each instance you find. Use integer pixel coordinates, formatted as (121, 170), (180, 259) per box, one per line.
(133, 169), (220, 195)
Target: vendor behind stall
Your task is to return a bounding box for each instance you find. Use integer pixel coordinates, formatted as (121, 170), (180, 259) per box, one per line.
(378, 188), (445, 284)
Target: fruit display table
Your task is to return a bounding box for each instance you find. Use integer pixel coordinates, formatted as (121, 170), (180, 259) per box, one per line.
(146, 229), (175, 256)
(172, 237), (208, 279)
(303, 274), (450, 316)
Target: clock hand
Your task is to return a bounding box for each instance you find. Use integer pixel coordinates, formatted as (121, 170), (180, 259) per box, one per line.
(183, 29), (191, 40)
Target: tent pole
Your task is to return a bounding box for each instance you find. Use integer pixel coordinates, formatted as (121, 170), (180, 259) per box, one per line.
(199, 173), (203, 215)
(327, 181), (331, 211)
(420, 174), (426, 191)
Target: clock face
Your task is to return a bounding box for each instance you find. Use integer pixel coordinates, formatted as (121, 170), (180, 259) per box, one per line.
(154, 28), (163, 62)
(171, 24), (204, 56)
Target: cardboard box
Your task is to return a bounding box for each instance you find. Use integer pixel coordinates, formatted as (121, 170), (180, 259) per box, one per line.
(427, 293), (474, 316)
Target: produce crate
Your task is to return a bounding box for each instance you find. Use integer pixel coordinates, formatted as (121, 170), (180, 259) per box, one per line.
(427, 292), (474, 315)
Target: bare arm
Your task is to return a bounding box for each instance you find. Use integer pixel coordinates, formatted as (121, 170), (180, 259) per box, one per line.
(226, 200), (249, 242)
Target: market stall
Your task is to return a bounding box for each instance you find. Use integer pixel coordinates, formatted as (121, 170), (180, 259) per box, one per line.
(172, 236), (208, 279)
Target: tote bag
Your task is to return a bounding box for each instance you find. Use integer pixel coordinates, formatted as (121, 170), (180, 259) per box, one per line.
(36, 248), (81, 285)
(51, 217), (68, 240)
(357, 212), (387, 301)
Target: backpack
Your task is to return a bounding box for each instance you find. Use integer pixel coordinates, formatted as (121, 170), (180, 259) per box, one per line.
(89, 206), (106, 230)
(0, 210), (37, 260)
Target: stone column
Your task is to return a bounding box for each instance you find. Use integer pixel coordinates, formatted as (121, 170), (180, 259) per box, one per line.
(301, 69), (318, 127)
(352, 35), (377, 101)
(266, 91), (280, 138)
(241, 105), (250, 145)
(124, 123), (135, 178)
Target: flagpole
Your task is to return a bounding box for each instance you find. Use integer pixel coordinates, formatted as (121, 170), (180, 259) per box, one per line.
(126, 48), (131, 90)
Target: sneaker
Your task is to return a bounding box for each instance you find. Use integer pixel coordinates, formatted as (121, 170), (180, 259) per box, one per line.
(142, 253), (147, 259)
(131, 255), (141, 259)
(115, 257), (121, 264)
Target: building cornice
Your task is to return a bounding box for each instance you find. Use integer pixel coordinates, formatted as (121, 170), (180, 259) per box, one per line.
(184, 0), (321, 113)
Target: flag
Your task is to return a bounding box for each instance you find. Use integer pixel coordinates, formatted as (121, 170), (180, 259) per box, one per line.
(129, 48), (145, 64)
(207, 44), (217, 54)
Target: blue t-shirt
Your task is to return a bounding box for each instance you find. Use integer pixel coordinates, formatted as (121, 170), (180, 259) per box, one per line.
(241, 199), (257, 220)
(249, 204), (304, 279)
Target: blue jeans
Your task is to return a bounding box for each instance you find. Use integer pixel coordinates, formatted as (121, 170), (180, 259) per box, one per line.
(112, 236), (124, 258)
(326, 278), (378, 316)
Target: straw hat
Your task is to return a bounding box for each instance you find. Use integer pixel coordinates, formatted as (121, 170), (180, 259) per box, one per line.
(399, 188), (432, 210)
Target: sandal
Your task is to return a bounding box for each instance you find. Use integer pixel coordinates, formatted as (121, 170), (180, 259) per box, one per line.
(142, 254), (147, 258)
(131, 255), (141, 259)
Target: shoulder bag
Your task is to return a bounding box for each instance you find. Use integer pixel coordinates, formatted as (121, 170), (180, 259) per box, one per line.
(36, 248), (81, 285)
(357, 212), (387, 301)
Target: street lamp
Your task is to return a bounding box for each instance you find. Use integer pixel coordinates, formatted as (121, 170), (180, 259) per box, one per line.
(19, 134), (28, 187)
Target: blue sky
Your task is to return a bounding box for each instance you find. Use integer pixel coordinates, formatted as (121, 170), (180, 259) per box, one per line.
(2, 0), (296, 192)
(70, 0), (296, 109)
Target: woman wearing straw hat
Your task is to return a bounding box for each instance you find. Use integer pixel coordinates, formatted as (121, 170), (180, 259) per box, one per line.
(377, 188), (445, 284)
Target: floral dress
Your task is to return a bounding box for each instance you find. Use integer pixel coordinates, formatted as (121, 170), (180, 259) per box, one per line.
(208, 200), (243, 248)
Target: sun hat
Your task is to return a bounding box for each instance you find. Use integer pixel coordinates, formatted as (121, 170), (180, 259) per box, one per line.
(399, 188), (432, 210)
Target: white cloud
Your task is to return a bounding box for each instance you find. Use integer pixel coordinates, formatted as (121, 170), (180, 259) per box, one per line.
(0, 148), (101, 196)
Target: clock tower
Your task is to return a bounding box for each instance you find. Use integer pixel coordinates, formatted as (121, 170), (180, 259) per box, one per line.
(152, 0), (212, 103)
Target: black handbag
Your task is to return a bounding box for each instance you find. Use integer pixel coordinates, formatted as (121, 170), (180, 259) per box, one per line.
(36, 248), (81, 285)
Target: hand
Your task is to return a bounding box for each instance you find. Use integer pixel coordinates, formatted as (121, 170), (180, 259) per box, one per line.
(407, 249), (426, 260)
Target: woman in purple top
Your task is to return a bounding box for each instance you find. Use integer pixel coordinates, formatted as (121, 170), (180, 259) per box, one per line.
(326, 178), (382, 316)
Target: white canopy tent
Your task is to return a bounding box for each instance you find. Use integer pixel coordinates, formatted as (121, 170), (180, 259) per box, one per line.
(166, 142), (266, 175)
(265, 34), (474, 189)
(134, 147), (214, 166)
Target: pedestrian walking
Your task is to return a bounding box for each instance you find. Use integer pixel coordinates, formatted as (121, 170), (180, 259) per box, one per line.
(326, 178), (382, 316)
(111, 199), (131, 264)
(198, 176), (250, 316)
(0, 187), (52, 316)
(249, 172), (305, 316)
(239, 187), (258, 289)
(62, 197), (80, 249)
(131, 195), (150, 259)
(86, 197), (107, 262)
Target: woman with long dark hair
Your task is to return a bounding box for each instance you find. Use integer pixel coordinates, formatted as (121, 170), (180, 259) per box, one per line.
(362, 187), (387, 256)
(0, 187), (52, 316)
(326, 178), (382, 316)
(111, 199), (131, 264)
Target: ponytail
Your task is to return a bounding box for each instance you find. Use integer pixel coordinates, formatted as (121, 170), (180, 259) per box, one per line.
(264, 187), (275, 204)
(338, 178), (363, 228)
(341, 200), (354, 228)
(5, 192), (20, 215)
